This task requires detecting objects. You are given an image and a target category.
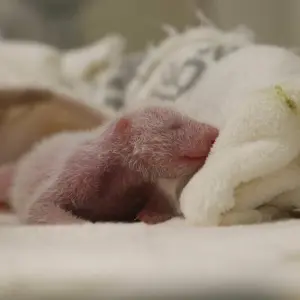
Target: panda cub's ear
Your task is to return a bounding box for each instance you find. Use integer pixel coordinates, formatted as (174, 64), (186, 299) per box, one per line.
(114, 117), (131, 134)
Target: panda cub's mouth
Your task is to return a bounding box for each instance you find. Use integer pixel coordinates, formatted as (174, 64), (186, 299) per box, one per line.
(178, 156), (207, 169)
(180, 154), (207, 162)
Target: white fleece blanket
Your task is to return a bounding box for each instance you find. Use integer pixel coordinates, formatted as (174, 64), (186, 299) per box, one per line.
(2, 217), (300, 299)
(179, 45), (300, 226)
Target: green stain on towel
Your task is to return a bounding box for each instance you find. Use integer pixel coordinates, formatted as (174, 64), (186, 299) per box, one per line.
(274, 85), (297, 113)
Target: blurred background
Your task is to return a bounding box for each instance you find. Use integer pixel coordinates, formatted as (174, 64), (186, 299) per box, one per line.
(0, 0), (298, 51)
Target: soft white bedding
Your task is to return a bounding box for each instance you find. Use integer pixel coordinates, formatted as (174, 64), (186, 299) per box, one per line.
(1, 216), (300, 299)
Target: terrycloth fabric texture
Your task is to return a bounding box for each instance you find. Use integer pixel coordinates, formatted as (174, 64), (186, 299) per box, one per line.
(124, 24), (254, 109)
(179, 45), (300, 226)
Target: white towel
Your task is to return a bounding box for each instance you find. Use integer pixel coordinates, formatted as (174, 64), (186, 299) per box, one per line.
(179, 45), (300, 226)
(125, 24), (253, 109)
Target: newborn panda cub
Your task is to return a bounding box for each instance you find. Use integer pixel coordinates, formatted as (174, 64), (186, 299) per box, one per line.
(4, 106), (218, 224)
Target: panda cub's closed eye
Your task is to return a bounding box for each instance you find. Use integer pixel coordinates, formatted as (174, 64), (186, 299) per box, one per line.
(169, 122), (182, 130)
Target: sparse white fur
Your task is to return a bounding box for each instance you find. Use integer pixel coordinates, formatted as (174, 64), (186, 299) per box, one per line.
(10, 131), (91, 223)
(179, 45), (300, 226)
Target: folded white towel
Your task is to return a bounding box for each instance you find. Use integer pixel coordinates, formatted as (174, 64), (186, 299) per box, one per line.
(179, 45), (300, 226)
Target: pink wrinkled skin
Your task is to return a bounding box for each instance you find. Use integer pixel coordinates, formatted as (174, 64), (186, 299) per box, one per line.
(1, 106), (218, 225)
